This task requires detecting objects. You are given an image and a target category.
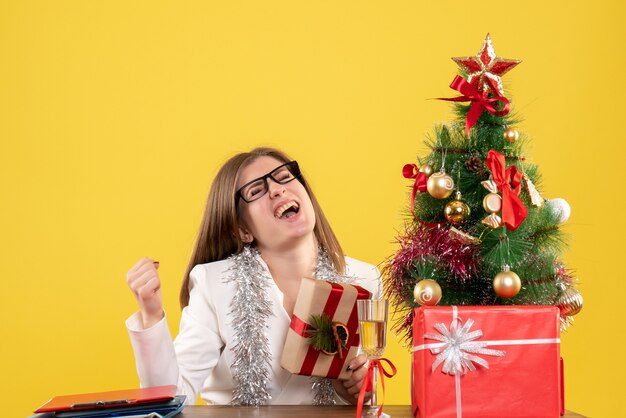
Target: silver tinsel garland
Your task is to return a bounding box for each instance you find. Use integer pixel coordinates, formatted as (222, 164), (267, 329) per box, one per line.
(228, 246), (274, 406)
(228, 245), (355, 406)
(311, 247), (356, 405)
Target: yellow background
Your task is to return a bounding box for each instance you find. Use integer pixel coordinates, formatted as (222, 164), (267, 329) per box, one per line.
(1, 1), (623, 417)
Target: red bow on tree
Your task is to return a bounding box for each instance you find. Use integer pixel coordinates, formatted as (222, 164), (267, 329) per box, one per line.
(438, 75), (511, 137)
(403, 164), (428, 214)
(486, 149), (528, 230)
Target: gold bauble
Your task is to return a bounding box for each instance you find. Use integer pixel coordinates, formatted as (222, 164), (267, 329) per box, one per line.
(427, 171), (454, 199)
(493, 267), (521, 298)
(413, 279), (442, 306)
(444, 192), (471, 225)
(557, 287), (583, 317)
(503, 127), (519, 143)
(419, 164), (434, 177)
(482, 193), (502, 214)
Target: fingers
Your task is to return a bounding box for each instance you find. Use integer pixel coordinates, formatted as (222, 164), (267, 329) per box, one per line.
(342, 355), (370, 396)
(344, 365), (367, 389)
(344, 371), (366, 395)
(345, 379), (371, 400)
(137, 275), (161, 299)
(126, 257), (158, 285)
(129, 268), (159, 296)
(126, 257), (164, 329)
(128, 256), (153, 274)
(126, 258), (162, 302)
(348, 354), (368, 370)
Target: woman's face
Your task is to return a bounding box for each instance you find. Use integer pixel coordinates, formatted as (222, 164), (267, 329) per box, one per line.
(236, 156), (316, 251)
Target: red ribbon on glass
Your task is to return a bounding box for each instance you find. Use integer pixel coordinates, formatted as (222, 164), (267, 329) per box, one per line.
(403, 164), (428, 214)
(486, 149), (528, 231)
(438, 75), (511, 137)
(356, 358), (397, 418)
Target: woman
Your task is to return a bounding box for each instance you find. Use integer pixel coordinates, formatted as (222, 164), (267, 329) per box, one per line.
(125, 147), (381, 406)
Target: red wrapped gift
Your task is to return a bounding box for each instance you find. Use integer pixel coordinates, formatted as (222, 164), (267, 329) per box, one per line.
(280, 278), (370, 379)
(411, 306), (562, 418)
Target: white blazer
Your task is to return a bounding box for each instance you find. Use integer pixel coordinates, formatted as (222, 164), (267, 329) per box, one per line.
(126, 254), (382, 405)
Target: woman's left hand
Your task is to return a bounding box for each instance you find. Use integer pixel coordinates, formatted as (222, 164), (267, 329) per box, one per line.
(332, 354), (370, 404)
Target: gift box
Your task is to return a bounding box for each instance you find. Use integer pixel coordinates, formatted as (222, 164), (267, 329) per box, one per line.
(411, 305), (562, 418)
(280, 277), (370, 380)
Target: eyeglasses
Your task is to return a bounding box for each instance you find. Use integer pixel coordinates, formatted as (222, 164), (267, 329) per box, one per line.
(236, 161), (301, 204)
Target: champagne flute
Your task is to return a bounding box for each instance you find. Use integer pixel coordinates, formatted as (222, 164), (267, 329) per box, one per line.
(357, 299), (389, 417)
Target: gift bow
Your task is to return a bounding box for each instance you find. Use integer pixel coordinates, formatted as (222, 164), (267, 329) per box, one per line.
(486, 149), (528, 231)
(438, 75), (511, 137)
(403, 164), (428, 214)
(424, 317), (506, 375)
(355, 358), (397, 418)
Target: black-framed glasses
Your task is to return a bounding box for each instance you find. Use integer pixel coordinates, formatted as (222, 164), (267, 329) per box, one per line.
(236, 161), (301, 204)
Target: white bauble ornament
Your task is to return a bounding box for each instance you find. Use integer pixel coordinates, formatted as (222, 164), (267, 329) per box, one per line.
(546, 198), (571, 224)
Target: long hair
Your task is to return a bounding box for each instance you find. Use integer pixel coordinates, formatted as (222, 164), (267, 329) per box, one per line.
(179, 147), (345, 308)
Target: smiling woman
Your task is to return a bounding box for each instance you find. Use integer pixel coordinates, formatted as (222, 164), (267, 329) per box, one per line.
(236, 157), (321, 258)
(124, 147), (383, 406)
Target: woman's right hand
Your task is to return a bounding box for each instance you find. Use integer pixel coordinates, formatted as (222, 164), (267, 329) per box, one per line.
(126, 257), (164, 329)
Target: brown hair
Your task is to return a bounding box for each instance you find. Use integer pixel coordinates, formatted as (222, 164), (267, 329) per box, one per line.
(179, 147), (345, 308)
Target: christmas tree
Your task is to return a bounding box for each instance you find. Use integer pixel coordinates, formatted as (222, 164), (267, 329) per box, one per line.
(384, 34), (583, 345)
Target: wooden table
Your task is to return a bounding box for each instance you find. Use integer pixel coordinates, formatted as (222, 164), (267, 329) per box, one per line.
(181, 405), (587, 417)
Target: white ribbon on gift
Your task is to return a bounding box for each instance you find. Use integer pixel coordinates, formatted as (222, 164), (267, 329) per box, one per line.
(412, 306), (560, 418)
(423, 315), (506, 375)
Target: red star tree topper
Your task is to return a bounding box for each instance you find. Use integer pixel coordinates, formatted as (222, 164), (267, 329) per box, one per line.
(452, 34), (521, 97)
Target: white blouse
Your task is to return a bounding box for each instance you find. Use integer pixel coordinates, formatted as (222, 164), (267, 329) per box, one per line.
(126, 253), (382, 405)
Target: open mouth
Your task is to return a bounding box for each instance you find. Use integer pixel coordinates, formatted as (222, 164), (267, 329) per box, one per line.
(274, 201), (300, 219)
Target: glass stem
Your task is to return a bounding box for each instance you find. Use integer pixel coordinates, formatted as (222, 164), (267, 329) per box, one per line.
(371, 362), (378, 409)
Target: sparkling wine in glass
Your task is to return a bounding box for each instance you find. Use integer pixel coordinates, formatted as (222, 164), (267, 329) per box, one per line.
(357, 299), (389, 417)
